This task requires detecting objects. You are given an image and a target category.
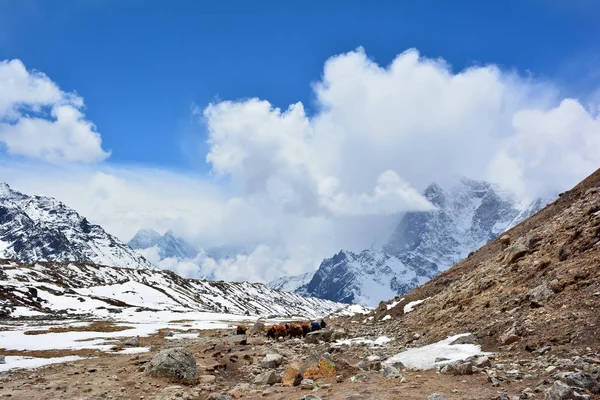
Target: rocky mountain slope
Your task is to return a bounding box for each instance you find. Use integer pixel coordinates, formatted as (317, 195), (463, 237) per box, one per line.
(293, 179), (551, 306)
(0, 258), (344, 319)
(0, 183), (153, 269)
(358, 167), (600, 355)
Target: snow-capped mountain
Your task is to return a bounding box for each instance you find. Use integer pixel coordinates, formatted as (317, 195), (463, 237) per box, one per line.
(0, 258), (344, 319)
(268, 271), (316, 292)
(129, 229), (198, 260)
(294, 178), (553, 306)
(0, 183), (153, 269)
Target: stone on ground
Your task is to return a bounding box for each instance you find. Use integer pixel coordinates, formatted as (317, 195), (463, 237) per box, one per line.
(260, 353), (284, 368)
(144, 347), (198, 381)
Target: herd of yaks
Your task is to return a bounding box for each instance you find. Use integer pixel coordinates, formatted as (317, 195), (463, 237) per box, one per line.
(235, 319), (327, 339)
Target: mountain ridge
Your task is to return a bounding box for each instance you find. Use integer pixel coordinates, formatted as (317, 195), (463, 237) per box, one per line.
(0, 183), (153, 270)
(282, 178), (553, 306)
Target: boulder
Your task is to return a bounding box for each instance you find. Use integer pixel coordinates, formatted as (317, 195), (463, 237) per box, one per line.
(440, 361), (473, 376)
(300, 378), (315, 389)
(0, 355), (5, 364)
(124, 336), (139, 347)
(499, 235), (511, 246)
(282, 362), (303, 387)
(208, 394), (235, 400)
(382, 364), (402, 378)
(260, 353), (284, 369)
(198, 375), (217, 384)
(558, 372), (596, 390)
(500, 326), (520, 345)
(301, 396), (322, 400)
(545, 381), (589, 400)
(302, 353), (336, 380)
(144, 347), (198, 381)
(224, 335), (247, 345)
(450, 333), (477, 345)
(254, 371), (281, 385)
(388, 361), (405, 370)
(428, 395), (447, 400)
(529, 283), (554, 307)
(533, 346), (552, 355)
(475, 356), (492, 369)
(282, 354), (337, 386)
(305, 330), (333, 344)
(505, 243), (528, 265)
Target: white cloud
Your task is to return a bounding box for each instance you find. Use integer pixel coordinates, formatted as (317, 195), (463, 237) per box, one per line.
(0, 59), (109, 162)
(2, 49), (600, 284)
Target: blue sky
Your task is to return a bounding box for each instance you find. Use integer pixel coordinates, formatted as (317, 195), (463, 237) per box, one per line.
(1, 0), (599, 170)
(2, 1), (600, 282)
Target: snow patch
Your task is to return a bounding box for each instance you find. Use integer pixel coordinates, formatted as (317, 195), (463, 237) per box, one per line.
(333, 336), (393, 348)
(0, 356), (84, 372)
(386, 299), (403, 310)
(381, 315), (391, 321)
(384, 333), (490, 370)
(404, 298), (429, 313)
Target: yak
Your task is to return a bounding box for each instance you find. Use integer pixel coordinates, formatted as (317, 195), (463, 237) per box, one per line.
(266, 324), (287, 340)
(235, 325), (247, 335)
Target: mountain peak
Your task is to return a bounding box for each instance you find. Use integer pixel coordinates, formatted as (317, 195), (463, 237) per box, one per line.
(0, 184), (154, 269)
(129, 228), (197, 260)
(299, 178), (551, 306)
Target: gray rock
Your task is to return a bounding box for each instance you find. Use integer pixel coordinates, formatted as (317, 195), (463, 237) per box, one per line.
(224, 334), (247, 345)
(0, 355), (5, 364)
(197, 337), (219, 345)
(388, 361), (405, 370)
(165, 331), (175, 337)
(500, 326), (520, 345)
(529, 283), (554, 307)
(535, 385), (549, 393)
(144, 347), (198, 381)
(534, 346), (552, 355)
(300, 378), (315, 389)
(382, 364), (402, 378)
(305, 330), (333, 344)
(124, 336), (139, 347)
(198, 375), (216, 384)
(253, 371), (281, 385)
(505, 242), (528, 264)
(545, 381), (589, 400)
(496, 394), (509, 400)
(355, 361), (368, 371)
(208, 394), (235, 400)
(301, 395), (322, 400)
(435, 357), (450, 363)
(440, 361), (473, 376)
(558, 372), (596, 390)
(428, 394), (447, 400)
(450, 333), (477, 345)
(475, 356), (492, 369)
(260, 354), (284, 368)
(499, 235), (511, 246)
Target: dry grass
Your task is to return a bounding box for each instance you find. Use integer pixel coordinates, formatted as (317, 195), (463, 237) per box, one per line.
(23, 321), (132, 335)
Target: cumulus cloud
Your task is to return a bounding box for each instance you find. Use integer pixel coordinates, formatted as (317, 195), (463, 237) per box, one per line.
(0, 59), (109, 162)
(2, 48), (600, 284)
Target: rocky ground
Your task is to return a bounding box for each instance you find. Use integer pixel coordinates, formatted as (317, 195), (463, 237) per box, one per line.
(0, 316), (599, 400)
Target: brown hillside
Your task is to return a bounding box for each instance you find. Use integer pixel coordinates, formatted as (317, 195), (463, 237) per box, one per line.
(373, 167), (600, 355)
